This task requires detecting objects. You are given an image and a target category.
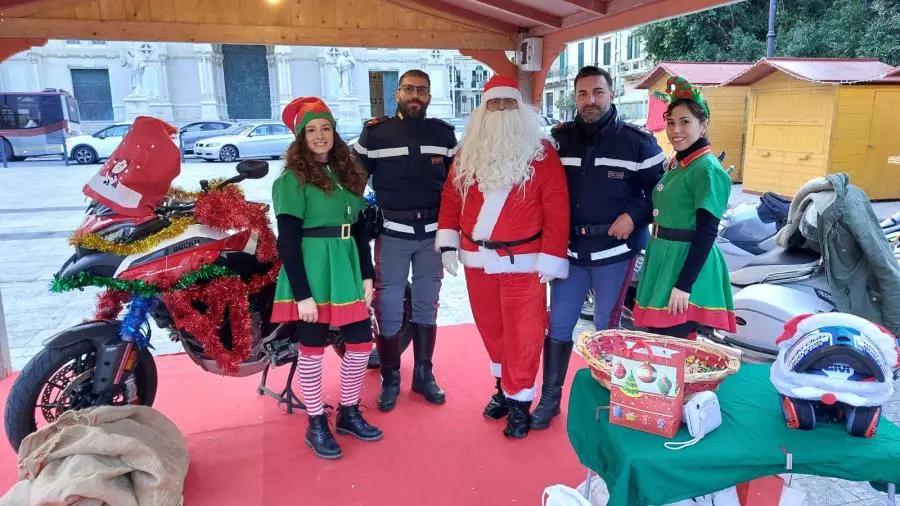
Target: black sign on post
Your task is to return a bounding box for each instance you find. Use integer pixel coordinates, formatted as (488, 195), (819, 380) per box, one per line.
(0, 138), (8, 169)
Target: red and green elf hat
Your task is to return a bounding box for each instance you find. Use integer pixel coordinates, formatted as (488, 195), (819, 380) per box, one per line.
(281, 96), (336, 136)
(652, 75), (711, 119)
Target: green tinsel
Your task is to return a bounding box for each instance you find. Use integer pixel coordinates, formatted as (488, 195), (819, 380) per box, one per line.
(51, 264), (236, 296)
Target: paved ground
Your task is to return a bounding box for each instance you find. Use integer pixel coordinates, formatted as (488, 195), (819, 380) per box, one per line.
(1, 158), (899, 504)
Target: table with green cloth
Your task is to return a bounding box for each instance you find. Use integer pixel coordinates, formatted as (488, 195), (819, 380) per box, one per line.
(567, 364), (900, 506)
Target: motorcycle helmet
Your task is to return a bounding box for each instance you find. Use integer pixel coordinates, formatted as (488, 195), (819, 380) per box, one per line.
(770, 313), (899, 438)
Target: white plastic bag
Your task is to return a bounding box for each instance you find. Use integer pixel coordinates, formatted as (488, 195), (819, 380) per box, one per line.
(542, 474), (609, 506)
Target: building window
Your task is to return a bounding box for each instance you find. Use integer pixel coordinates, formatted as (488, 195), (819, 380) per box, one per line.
(603, 41), (611, 66)
(577, 42), (585, 69)
(65, 40), (81, 46)
(545, 92), (554, 117)
(70, 69), (114, 121)
(90, 41), (107, 45)
(558, 52), (567, 75)
(626, 35), (642, 60)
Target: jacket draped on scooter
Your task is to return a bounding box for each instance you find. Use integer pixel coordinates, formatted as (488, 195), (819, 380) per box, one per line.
(776, 173), (900, 336)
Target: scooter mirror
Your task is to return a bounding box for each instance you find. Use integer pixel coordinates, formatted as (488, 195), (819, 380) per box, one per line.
(236, 160), (269, 179)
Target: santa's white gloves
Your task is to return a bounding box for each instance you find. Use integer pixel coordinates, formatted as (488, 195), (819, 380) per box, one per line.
(442, 250), (459, 276)
(538, 273), (556, 284)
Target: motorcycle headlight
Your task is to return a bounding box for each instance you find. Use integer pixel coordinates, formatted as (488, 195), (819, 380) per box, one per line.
(97, 223), (136, 244)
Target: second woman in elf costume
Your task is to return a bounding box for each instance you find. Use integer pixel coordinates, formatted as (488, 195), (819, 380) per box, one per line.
(633, 77), (737, 338)
(271, 96), (383, 460)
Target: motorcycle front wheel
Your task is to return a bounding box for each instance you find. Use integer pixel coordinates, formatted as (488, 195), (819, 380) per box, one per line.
(4, 340), (158, 451)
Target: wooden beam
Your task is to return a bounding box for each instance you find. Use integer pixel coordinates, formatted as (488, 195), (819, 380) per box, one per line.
(1, 0), (94, 18)
(0, 37), (46, 63)
(559, 0), (607, 15)
(471, 0), (562, 28)
(537, 0), (737, 43)
(381, 0), (519, 35)
(0, 17), (517, 50)
(459, 48), (517, 77)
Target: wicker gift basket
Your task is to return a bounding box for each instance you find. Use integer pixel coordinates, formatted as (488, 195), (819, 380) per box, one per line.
(575, 329), (741, 395)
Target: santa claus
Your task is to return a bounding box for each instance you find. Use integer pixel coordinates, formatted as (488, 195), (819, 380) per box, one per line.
(436, 75), (570, 438)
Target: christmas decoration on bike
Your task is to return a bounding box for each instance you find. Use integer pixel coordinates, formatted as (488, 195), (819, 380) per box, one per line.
(68, 216), (195, 257)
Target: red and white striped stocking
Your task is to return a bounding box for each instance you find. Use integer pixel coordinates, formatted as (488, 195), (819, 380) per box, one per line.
(298, 346), (325, 416)
(340, 343), (373, 406)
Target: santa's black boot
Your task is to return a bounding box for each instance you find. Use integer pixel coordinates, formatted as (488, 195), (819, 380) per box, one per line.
(503, 399), (532, 439)
(411, 324), (446, 404)
(305, 414), (342, 460)
(376, 333), (401, 412)
(483, 377), (508, 420)
(531, 338), (574, 429)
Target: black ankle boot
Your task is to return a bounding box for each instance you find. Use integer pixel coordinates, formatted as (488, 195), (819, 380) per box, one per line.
(504, 399), (532, 439)
(531, 338), (574, 430)
(411, 324), (446, 404)
(305, 414), (342, 459)
(376, 333), (401, 412)
(483, 377), (508, 420)
(336, 403), (384, 441)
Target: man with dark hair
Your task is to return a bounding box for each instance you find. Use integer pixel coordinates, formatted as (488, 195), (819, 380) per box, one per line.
(531, 65), (665, 430)
(354, 69), (457, 412)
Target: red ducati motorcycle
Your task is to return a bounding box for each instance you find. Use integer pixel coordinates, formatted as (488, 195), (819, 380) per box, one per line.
(4, 160), (412, 451)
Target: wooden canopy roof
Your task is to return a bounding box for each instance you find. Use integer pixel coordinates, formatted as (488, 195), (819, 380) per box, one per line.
(0, 0), (737, 103)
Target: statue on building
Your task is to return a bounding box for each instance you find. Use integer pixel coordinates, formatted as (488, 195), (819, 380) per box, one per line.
(332, 48), (356, 97)
(120, 43), (154, 95)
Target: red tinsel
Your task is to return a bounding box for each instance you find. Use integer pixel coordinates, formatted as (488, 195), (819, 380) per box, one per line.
(94, 289), (131, 320)
(163, 276), (252, 374)
(194, 185), (281, 292)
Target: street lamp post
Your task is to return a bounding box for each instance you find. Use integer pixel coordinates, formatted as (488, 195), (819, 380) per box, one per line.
(767, 0), (778, 57)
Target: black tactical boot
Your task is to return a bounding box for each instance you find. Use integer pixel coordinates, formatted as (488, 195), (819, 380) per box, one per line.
(483, 377), (508, 420)
(503, 399), (532, 439)
(336, 403), (384, 441)
(305, 414), (342, 460)
(531, 338), (574, 430)
(411, 324), (446, 404)
(376, 333), (401, 412)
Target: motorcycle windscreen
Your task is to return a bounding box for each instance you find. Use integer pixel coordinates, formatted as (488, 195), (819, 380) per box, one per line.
(83, 116), (181, 218)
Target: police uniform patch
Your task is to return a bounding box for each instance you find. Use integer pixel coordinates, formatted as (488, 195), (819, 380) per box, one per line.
(608, 170), (625, 179)
(431, 118), (456, 130)
(431, 156), (443, 165)
(364, 116), (390, 128)
(622, 122), (653, 136)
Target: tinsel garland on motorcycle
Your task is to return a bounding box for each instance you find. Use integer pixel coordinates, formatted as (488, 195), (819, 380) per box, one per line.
(54, 183), (281, 372)
(68, 216), (195, 257)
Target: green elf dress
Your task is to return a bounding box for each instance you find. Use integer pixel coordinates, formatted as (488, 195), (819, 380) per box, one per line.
(270, 167), (370, 326)
(633, 145), (737, 332)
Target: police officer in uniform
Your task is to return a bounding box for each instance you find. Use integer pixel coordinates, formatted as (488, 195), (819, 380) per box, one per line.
(354, 69), (457, 411)
(532, 66), (665, 429)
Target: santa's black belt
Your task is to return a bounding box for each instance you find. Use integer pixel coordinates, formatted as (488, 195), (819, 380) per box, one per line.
(462, 230), (543, 264)
(304, 224), (352, 239)
(382, 208), (439, 221)
(572, 223), (611, 237)
(650, 224), (695, 242)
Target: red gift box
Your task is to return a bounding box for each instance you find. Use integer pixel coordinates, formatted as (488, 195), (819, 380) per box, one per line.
(609, 338), (685, 438)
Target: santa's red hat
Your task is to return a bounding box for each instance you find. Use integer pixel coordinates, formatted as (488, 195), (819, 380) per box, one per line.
(282, 96), (335, 136)
(482, 75), (522, 103)
(82, 115), (180, 217)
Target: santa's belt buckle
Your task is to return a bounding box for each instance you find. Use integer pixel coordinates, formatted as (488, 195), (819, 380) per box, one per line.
(341, 224), (351, 239)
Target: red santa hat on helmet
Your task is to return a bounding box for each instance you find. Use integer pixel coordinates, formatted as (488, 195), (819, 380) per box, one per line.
(481, 75), (523, 104)
(82, 115), (180, 217)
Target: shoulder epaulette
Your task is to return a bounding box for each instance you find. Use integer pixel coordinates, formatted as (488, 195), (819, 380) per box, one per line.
(621, 121), (654, 137)
(363, 116), (390, 128)
(429, 118), (455, 130)
(552, 121), (575, 131)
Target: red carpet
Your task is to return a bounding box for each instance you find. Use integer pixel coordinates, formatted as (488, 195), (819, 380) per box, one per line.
(0, 324), (587, 505)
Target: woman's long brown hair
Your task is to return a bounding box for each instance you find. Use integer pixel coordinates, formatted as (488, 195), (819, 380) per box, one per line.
(283, 128), (367, 196)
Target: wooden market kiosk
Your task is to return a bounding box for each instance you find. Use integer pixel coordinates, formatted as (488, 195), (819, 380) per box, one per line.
(635, 61), (752, 182)
(723, 57), (900, 200)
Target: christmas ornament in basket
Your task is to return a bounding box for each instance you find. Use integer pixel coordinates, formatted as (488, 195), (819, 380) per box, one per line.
(576, 329), (741, 396)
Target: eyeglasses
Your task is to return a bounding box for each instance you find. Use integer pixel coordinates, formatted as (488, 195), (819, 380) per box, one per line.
(486, 98), (518, 110)
(399, 85), (431, 96)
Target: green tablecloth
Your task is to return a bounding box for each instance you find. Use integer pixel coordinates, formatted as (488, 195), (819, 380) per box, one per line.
(567, 364), (900, 506)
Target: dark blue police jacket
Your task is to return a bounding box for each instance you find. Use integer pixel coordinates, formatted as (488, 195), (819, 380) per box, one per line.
(551, 105), (665, 267)
(353, 112), (458, 240)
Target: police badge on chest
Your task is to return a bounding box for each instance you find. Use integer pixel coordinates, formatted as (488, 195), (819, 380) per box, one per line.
(431, 156), (443, 165)
(608, 170), (625, 179)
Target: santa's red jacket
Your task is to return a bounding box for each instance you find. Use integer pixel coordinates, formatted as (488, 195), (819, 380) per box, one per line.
(435, 140), (570, 279)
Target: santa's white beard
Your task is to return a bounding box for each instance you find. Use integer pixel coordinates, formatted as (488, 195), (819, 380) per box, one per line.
(453, 105), (549, 194)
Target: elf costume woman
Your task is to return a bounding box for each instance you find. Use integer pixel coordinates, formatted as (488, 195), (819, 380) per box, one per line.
(633, 77), (737, 338)
(271, 96), (383, 460)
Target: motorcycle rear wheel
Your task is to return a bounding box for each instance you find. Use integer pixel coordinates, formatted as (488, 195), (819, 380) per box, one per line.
(4, 340), (158, 451)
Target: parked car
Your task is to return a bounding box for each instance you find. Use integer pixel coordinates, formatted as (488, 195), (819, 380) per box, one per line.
(66, 122), (132, 165)
(194, 122), (294, 162)
(178, 121), (239, 153)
